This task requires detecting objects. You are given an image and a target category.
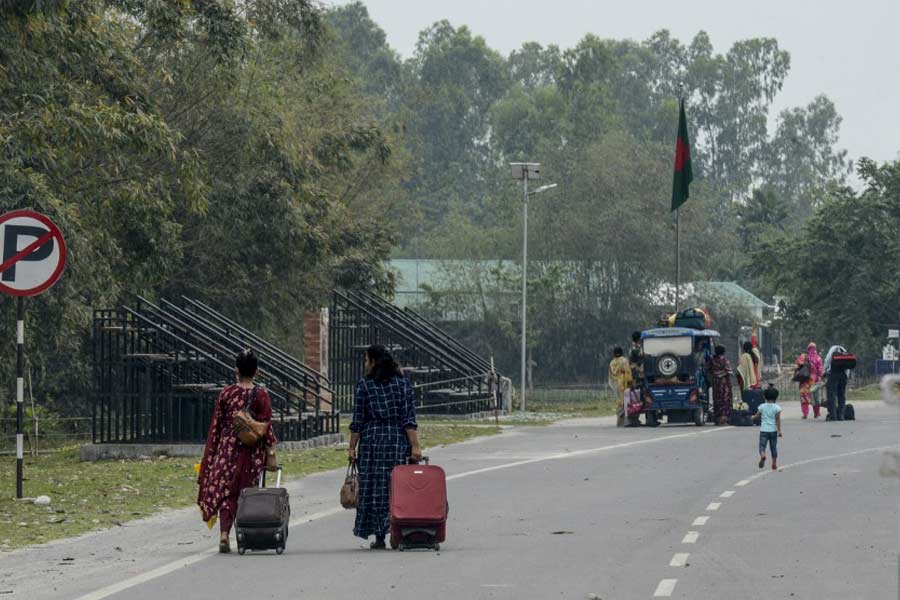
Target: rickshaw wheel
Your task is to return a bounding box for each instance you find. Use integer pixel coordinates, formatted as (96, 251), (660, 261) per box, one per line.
(693, 408), (704, 426)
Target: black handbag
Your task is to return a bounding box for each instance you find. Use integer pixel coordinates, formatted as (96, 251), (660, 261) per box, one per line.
(792, 363), (811, 382)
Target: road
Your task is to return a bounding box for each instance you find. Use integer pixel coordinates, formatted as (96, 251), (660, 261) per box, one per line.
(3, 402), (898, 600)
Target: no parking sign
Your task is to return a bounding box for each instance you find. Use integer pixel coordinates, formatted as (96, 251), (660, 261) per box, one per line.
(0, 209), (67, 498)
(0, 210), (67, 296)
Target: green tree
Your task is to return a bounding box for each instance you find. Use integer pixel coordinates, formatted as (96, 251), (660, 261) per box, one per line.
(751, 158), (900, 362)
(761, 94), (851, 221)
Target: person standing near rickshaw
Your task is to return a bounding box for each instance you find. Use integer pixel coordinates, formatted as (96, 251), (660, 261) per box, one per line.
(708, 345), (734, 425)
(609, 347), (632, 427)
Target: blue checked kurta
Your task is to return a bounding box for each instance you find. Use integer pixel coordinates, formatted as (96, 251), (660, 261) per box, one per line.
(350, 375), (418, 539)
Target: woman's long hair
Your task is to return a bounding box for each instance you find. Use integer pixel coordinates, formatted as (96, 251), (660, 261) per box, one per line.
(366, 344), (403, 385)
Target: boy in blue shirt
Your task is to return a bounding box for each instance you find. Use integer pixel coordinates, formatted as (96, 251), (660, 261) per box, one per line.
(753, 385), (783, 470)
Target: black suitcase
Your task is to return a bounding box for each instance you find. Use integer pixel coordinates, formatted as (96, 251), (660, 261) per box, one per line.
(741, 389), (764, 423)
(843, 403), (855, 421)
(235, 466), (289, 555)
(729, 409), (753, 427)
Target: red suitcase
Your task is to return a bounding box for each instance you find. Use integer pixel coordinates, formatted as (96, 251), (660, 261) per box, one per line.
(390, 457), (447, 551)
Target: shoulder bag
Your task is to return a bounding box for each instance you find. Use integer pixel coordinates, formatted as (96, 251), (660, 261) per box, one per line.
(233, 386), (268, 447)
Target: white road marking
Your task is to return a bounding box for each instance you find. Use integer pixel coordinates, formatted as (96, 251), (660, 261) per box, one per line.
(746, 445), (898, 482)
(735, 479), (750, 487)
(706, 502), (721, 511)
(480, 584), (513, 588)
(681, 531), (699, 544)
(446, 427), (732, 482)
(72, 549), (217, 600)
(669, 553), (690, 567)
(692, 516), (709, 526)
(74, 427), (734, 600)
(720, 490), (735, 498)
(654, 578), (678, 597)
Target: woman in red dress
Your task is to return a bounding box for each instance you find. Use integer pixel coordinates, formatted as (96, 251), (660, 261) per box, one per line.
(197, 349), (277, 553)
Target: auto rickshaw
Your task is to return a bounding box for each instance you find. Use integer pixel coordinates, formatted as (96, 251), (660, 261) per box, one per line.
(639, 327), (720, 426)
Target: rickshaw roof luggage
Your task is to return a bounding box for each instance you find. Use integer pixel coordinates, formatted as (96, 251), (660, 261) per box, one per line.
(641, 327), (720, 340)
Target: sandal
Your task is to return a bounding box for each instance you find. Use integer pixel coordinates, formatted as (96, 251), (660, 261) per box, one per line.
(219, 539), (231, 554)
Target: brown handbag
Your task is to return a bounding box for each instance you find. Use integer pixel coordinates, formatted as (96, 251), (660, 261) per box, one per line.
(340, 460), (359, 509)
(233, 386), (268, 447)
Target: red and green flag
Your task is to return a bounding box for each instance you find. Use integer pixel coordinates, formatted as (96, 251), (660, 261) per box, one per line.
(671, 98), (693, 211)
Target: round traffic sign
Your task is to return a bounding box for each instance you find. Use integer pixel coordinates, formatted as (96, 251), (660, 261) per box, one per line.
(0, 210), (67, 297)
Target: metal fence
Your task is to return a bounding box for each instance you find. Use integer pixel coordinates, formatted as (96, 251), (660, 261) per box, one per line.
(92, 298), (339, 444)
(330, 290), (502, 416)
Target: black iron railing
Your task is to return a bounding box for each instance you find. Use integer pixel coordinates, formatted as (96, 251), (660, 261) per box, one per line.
(329, 290), (501, 416)
(92, 298), (338, 444)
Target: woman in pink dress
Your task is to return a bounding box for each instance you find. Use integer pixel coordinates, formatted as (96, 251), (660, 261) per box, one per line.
(806, 342), (824, 419)
(198, 349), (277, 553)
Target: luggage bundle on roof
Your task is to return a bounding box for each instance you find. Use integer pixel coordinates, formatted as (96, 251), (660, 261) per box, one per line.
(658, 307), (711, 330)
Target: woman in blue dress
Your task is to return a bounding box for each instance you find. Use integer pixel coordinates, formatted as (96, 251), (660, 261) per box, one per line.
(348, 345), (422, 548)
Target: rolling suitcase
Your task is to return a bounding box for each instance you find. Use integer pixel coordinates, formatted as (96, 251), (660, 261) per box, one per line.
(235, 466), (289, 555)
(390, 457), (447, 551)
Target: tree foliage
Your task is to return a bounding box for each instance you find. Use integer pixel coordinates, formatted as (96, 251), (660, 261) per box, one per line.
(0, 0), (402, 413)
(322, 3), (856, 381)
(751, 158), (900, 362)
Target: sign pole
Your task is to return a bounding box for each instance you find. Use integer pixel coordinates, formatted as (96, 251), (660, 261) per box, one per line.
(16, 296), (24, 498)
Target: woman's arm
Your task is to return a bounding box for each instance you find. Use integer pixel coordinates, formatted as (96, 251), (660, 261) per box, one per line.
(348, 382), (366, 460)
(348, 431), (360, 461)
(405, 428), (422, 461)
(402, 379), (421, 460)
(254, 388), (278, 465)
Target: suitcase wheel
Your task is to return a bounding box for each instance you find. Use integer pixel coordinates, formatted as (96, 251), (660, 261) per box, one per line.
(276, 545), (284, 555)
(433, 544), (440, 551)
(237, 545), (246, 556)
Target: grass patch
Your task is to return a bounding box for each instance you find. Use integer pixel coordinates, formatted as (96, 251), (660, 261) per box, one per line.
(0, 422), (499, 551)
(526, 387), (618, 419)
(847, 383), (884, 402)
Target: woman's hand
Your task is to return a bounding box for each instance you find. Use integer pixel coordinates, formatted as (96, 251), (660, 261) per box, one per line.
(348, 446), (357, 462)
(410, 445), (423, 462)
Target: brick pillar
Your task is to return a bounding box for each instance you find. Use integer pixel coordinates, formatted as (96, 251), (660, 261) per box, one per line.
(303, 308), (329, 379)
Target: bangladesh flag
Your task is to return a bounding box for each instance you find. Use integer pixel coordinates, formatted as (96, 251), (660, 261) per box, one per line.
(671, 98), (693, 211)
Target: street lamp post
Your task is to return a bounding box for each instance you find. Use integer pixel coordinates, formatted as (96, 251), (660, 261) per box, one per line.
(510, 162), (556, 412)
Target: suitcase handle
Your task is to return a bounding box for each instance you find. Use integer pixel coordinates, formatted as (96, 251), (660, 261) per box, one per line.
(259, 465), (283, 488)
(407, 456), (429, 465)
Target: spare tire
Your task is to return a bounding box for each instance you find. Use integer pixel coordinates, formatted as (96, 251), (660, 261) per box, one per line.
(657, 353), (680, 377)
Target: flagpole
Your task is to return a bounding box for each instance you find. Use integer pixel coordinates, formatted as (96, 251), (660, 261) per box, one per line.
(675, 207), (680, 313)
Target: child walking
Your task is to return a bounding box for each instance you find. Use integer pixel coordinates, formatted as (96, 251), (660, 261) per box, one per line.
(754, 385), (783, 470)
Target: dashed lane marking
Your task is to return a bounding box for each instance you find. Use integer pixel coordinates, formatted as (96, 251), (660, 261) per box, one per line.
(735, 479), (750, 486)
(681, 531), (699, 544)
(706, 502), (721, 511)
(653, 579), (678, 597)
(669, 553), (690, 567)
(720, 490), (735, 498)
(692, 516), (709, 526)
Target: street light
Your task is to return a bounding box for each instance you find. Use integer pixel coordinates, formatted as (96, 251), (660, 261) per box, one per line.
(510, 162), (557, 412)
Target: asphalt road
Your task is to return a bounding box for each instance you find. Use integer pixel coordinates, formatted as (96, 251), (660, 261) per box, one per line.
(4, 402), (898, 600)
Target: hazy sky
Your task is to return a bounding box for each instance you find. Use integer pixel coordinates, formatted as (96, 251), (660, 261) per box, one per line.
(331, 0), (900, 171)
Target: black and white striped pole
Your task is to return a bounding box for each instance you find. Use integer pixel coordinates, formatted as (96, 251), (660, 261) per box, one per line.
(15, 296), (24, 498)
(0, 210), (67, 499)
